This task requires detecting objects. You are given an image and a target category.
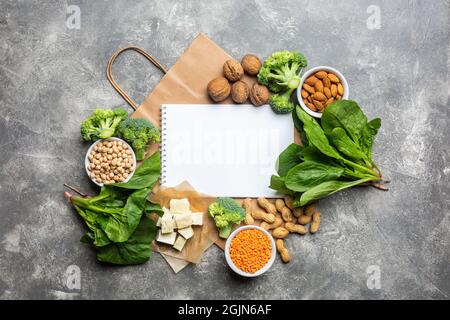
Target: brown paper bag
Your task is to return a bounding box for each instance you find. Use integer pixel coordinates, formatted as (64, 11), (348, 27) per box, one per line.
(106, 33), (299, 268)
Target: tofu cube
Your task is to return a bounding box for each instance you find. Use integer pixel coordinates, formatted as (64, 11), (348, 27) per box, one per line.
(178, 226), (194, 240)
(191, 212), (204, 226)
(156, 217), (162, 227)
(156, 230), (177, 245)
(160, 212), (174, 234)
(170, 198), (191, 214)
(172, 235), (187, 252)
(174, 213), (192, 229)
(161, 218), (175, 234)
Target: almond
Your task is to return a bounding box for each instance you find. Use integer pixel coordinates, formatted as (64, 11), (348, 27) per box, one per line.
(303, 83), (315, 95)
(313, 91), (326, 101)
(306, 102), (317, 111)
(303, 98), (309, 105)
(331, 84), (337, 97)
(301, 89), (309, 99)
(322, 77), (331, 88)
(328, 73), (340, 83)
(305, 76), (319, 86)
(315, 71), (328, 79)
(324, 87), (332, 99)
(337, 83), (344, 95)
(313, 99), (324, 111)
(325, 97), (334, 106)
(314, 80), (324, 93)
(307, 95), (313, 103)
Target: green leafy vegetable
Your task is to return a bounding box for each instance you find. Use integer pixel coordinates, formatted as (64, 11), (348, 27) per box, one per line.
(270, 100), (386, 205)
(285, 161), (344, 192)
(116, 118), (160, 160)
(96, 216), (158, 265)
(276, 143), (302, 176)
(257, 50), (307, 114)
(208, 197), (246, 239)
(269, 175), (294, 195)
(81, 107), (128, 141)
(67, 152), (161, 265)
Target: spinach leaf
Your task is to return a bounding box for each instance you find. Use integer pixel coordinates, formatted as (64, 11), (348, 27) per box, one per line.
(329, 127), (368, 162)
(292, 110), (309, 146)
(145, 200), (164, 216)
(295, 177), (374, 206)
(285, 161), (344, 192)
(74, 206), (111, 247)
(296, 106), (343, 160)
(360, 118), (381, 159)
(270, 175), (294, 195)
(96, 187), (152, 243)
(113, 151), (160, 190)
(96, 216), (158, 265)
(321, 100), (367, 146)
(276, 143), (302, 176)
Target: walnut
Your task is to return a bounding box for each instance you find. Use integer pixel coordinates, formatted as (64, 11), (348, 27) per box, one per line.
(223, 59), (244, 82)
(207, 77), (231, 102)
(241, 54), (261, 76)
(231, 81), (250, 104)
(249, 83), (270, 106)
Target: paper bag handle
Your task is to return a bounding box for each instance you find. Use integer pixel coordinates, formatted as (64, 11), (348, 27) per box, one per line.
(106, 46), (167, 110)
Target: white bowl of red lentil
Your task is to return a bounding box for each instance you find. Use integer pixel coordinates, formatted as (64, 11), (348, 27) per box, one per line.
(225, 225), (276, 278)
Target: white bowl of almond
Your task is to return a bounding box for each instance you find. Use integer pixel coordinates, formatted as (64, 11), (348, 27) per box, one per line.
(85, 137), (136, 186)
(297, 66), (349, 118)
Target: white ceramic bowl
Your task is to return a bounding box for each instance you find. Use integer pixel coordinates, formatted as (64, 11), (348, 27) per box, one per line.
(225, 225), (276, 278)
(297, 66), (349, 118)
(85, 137), (136, 187)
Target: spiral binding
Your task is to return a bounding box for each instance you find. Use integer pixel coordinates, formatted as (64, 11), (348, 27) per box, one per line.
(160, 105), (167, 185)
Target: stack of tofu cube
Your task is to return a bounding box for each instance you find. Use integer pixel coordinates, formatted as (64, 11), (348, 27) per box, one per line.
(156, 198), (203, 252)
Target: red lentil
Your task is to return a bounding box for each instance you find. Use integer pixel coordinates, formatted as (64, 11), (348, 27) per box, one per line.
(229, 229), (272, 273)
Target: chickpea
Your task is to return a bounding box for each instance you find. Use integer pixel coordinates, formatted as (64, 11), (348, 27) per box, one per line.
(111, 159), (117, 166)
(117, 146), (123, 151)
(125, 150), (131, 155)
(88, 154), (94, 161)
(96, 178), (103, 184)
(112, 153), (117, 158)
(123, 172), (129, 179)
(107, 154), (112, 160)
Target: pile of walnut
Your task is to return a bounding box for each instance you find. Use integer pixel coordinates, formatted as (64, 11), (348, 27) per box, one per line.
(242, 197), (321, 264)
(207, 54), (270, 106)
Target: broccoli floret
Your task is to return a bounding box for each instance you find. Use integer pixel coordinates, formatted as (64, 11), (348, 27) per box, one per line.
(269, 87), (296, 114)
(81, 107), (128, 141)
(257, 50), (307, 93)
(208, 197), (246, 239)
(116, 118), (160, 160)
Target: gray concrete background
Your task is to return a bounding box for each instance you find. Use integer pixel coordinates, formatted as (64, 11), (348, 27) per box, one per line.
(0, 0), (449, 300)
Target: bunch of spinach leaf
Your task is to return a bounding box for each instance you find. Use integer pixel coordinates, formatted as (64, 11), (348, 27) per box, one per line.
(270, 100), (385, 206)
(68, 152), (163, 265)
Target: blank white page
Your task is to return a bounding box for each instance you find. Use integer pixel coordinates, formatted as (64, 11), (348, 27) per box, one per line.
(161, 104), (294, 197)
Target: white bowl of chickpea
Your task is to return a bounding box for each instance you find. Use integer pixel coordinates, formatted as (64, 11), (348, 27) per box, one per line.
(85, 137), (136, 186)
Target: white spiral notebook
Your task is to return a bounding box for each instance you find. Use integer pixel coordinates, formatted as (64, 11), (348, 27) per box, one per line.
(160, 104), (294, 197)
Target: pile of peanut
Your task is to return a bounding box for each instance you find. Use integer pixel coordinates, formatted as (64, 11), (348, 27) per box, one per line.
(87, 139), (135, 185)
(242, 197), (321, 264)
(301, 70), (344, 113)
